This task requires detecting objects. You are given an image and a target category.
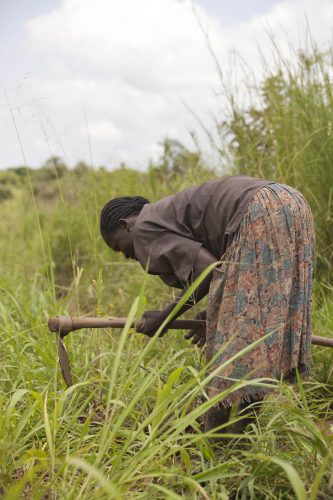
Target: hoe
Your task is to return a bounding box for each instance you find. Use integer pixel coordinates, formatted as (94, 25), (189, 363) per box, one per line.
(48, 315), (205, 387)
(48, 315), (333, 387)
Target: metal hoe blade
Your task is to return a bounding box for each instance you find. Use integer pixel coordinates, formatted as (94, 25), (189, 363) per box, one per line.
(49, 315), (205, 387)
(57, 334), (73, 387)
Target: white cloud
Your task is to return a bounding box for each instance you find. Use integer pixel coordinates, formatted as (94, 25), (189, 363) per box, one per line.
(84, 119), (122, 142)
(1, 0), (333, 168)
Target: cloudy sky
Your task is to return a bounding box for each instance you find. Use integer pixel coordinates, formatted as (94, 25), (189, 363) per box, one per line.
(1, 0), (333, 169)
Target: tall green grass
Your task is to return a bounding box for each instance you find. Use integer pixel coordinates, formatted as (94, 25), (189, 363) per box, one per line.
(1, 269), (332, 498)
(216, 47), (333, 281)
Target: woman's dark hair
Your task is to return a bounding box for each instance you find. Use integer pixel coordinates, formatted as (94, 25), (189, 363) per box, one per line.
(100, 196), (149, 236)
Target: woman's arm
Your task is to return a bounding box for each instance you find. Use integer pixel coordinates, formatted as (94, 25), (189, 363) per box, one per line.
(137, 247), (217, 336)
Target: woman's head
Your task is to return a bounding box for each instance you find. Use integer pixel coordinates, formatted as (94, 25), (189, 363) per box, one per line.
(100, 196), (149, 259)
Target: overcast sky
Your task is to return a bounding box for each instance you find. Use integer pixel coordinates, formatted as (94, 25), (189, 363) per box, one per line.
(1, 0), (333, 169)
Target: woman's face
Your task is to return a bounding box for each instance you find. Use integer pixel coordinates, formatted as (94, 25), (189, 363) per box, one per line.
(103, 218), (137, 260)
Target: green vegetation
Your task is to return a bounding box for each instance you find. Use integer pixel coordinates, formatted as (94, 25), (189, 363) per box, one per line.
(0, 49), (333, 498)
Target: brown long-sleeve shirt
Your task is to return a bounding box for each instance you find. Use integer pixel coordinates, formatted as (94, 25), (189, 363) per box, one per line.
(133, 175), (271, 288)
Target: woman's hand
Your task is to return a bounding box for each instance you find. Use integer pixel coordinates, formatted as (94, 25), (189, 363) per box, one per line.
(136, 310), (169, 337)
(184, 311), (206, 347)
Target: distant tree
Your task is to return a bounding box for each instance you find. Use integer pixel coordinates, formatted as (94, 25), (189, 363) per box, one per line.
(73, 161), (91, 178)
(41, 156), (68, 179)
(0, 171), (22, 186)
(0, 187), (13, 202)
(153, 138), (202, 176)
(9, 166), (32, 177)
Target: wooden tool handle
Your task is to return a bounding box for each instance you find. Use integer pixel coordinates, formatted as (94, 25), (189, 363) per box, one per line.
(48, 315), (204, 336)
(311, 335), (333, 348)
(48, 316), (333, 348)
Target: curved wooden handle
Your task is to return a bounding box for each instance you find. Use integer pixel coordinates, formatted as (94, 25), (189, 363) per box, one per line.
(48, 316), (333, 348)
(48, 315), (204, 336)
(311, 335), (333, 348)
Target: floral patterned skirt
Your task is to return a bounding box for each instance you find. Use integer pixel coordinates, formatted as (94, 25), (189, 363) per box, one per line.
(206, 183), (315, 406)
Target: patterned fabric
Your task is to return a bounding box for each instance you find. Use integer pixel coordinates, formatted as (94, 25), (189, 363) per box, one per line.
(206, 183), (315, 406)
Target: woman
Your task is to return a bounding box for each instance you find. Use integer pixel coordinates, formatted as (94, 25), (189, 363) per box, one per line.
(100, 175), (315, 432)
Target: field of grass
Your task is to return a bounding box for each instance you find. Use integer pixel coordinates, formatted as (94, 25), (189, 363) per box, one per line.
(1, 48), (333, 498)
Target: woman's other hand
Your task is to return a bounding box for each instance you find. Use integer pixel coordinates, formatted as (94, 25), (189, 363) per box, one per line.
(184, 311), (206, 347)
